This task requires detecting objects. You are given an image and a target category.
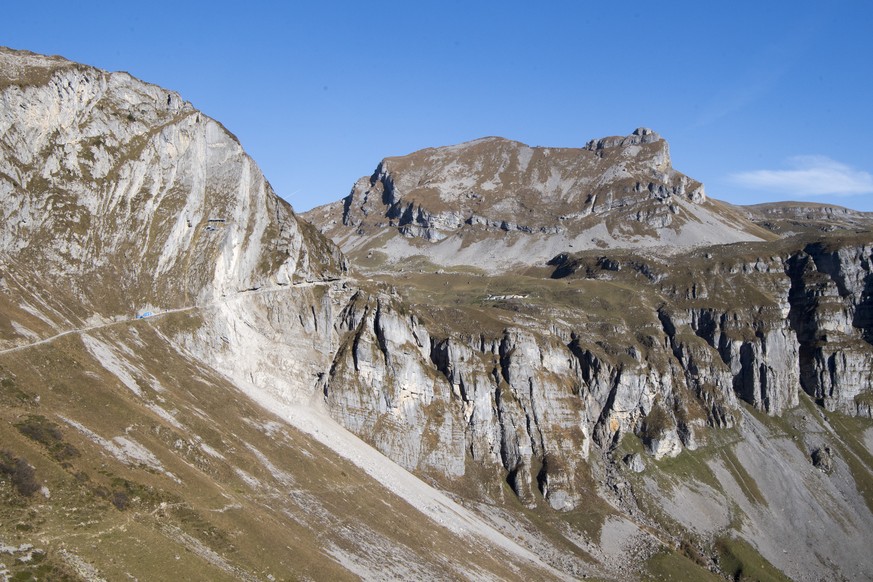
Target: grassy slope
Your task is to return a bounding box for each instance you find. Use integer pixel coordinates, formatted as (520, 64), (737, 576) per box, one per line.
(0, 313), (554, 581)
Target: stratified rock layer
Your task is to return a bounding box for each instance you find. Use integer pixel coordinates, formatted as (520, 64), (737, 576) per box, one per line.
(304, 129), (774, 271)
(0, 48), (344, 325)
(319, 233), (873, 511)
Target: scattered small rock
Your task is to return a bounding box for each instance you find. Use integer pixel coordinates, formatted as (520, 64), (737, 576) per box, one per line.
(623, 453), (645, 473)
(811, 445), (835, 474)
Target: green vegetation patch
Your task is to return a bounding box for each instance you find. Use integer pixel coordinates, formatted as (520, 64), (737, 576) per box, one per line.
(0, 547), (80, 581)
(641, 399), (675, 442)
(643, 548), (722, 582)
(719, 445), (767, 507)
(855, 390), (873, 411)
(715, 535), (791, 582)
(617, 429), (753, 503)
(0, 373), (36, 406)
(104, 475), (175, 509)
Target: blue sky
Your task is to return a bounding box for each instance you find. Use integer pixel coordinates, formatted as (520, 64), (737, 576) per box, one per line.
(5, 1), (873, 212)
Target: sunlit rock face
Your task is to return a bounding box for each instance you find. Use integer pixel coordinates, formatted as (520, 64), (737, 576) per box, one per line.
(304, 128), (771, 273)
(0, 47), (343, 321)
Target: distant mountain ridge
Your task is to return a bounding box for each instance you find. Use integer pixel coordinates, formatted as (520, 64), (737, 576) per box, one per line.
(744, 200), (873, 235)
(304, 128), (778, 272)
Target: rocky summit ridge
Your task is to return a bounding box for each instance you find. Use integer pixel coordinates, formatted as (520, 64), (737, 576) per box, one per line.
(304, 127), (775, 272)
(1, 47), (873, 582)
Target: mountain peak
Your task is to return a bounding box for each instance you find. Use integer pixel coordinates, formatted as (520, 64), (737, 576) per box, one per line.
(583, 127), (663, 151)
(303, 128), (769, 272)
(0, 46), (77, 89)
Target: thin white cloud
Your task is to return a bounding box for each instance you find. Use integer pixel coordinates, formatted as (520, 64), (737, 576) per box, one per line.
(693, 76), (778, 128)
(731, 156), (873, 196)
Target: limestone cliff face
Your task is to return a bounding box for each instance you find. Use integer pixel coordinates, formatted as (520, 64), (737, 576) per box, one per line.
(0, 48), (343, 327)
(0, 47), (348, 410)
(4, 47), (870, 518)
(323, 295), (596, 509)
(321, 290), (712, 509)
(323, 292), (466, 476)
(746, 201), (873, 235)
(318, 235), (872, 511)
(788, 240), (873, 415)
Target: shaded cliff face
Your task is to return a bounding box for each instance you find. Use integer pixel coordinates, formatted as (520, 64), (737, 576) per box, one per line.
(304, 129), (774, 271)
(786, 238), (873, 414)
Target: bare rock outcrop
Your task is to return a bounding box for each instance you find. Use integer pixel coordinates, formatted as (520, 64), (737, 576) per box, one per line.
(788, 241), (873, 416)
(304, 129), (770, 271)
(314, 233), (872, 512)
(5, 47), (873, 582)
(0, 47), (344, 323)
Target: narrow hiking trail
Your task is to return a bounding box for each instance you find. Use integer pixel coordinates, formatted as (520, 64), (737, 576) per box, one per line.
(0, 278), (346, 357)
